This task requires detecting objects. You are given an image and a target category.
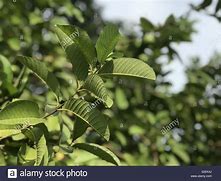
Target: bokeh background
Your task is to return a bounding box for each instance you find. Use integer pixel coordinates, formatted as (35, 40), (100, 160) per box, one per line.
(0, 0), (221, 165)
(96, 0), (221, 92)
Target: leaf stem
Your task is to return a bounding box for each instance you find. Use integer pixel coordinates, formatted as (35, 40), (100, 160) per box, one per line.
(43, 103), (64, 119)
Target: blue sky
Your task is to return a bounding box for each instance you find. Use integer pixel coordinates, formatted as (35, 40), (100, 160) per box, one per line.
(95, 0), (221, 92)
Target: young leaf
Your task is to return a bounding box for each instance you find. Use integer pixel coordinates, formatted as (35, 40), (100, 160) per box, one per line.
(83, 74), (113, 108)
(96, 24), (120, 63)
(98, 58), (156, 80)
(16, 56), (61, 98)
(72, 117), (88, 141)
(73, 143), (120, 166)
(54, 24), (96, 81)
(60, 98), (110, 141)
(0, 100), (44, 140)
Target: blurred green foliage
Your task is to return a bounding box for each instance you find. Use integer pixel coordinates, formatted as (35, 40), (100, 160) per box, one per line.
(0, 0), (221, 166)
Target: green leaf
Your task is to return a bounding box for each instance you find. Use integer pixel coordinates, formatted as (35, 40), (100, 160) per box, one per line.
(215, 0), (221, 13)
(96, 24), (120, 63)
(73, 117), (88, 141)
(54, 24), (96, 81)
(0, 55), (17, 95)
(0, 100), (41, 118)
(195, 0), (212, 10)
(18, 125), (48, 166)
(140, 17), (154, 32)
(0, 55), (13, 83)
(172, 144), (190, 164)
(0, 130), (21, 140)
(129, 125), (145, 135)
(98, 58), (156, 80)
(29, 10), (43, 25)
(59, 121), (71, 144)
(36, 133), (48, 166)
(18, 144), (37, 166)
(61, 98), (110, 141)
(16, 56), (61, 98)
(73, 143), (120, 165)
(55, 24), (96, 65)
(23, 124), (49, 166)
(0, 100), (44, 140)
(0, 118), (43, 128)
(0, 150), (6, 166)
(23, 123), (49, 142)
(7, 38), (20, 51)
(83, 74), (113, 108)
(115, 88), (129, 110)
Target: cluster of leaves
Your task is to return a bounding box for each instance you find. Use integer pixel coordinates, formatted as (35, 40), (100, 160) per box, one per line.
(0, 0), (104, 104)
(96, 14), (221, 165)
(96, 16), (194, 165)
(0, 23), (155, 165)
(1, 0), (221, 166)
